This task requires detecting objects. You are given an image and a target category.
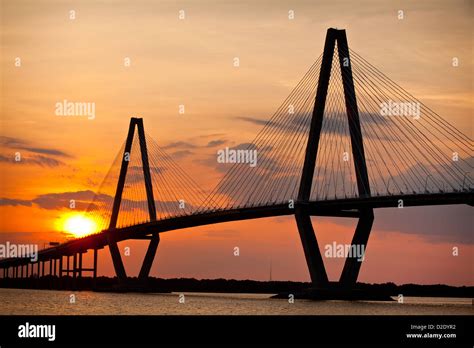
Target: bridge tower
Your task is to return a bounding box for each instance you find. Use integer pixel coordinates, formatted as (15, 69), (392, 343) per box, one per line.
(296, 28), (374, 289)
(108, 117), (160, 282)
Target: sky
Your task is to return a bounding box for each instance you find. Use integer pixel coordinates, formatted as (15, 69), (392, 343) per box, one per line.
(0, 0), (472, 285)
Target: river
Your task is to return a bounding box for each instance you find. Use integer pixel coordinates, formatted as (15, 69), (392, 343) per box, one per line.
(0, 288), (472, 315)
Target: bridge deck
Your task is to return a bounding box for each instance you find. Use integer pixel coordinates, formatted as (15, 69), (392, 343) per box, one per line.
(0, 191), (472, 267)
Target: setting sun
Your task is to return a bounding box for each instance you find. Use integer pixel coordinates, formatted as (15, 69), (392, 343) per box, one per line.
(62, 214), (97, 238)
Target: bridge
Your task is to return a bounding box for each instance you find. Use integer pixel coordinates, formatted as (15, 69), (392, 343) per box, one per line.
(1, 28), (472, 291)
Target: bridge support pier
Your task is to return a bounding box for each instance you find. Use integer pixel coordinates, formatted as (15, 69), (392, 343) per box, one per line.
(294, 208), (328, 287)
(66, 255), (70, 277)
(294, 208), (375, 292)
(139, 233), (160, 280)
(59, 256), (63, 278)
(78, 252), (83, 278)
(72, 253), (78, 289)
(93, 248), (98, 280)
(72, 254), (76, 279)
(108, 236), (127, 282)
(339, 209), (374, 286)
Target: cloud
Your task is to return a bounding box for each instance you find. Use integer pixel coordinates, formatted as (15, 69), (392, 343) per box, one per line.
(0, 137), (24, 148)
(170, 150), (194, 159)
(0, 231), (64, 245)
(162, 141), (197, 150)
(0, 154), (66, 167)
(237, 112), (396, 141)
(0, 198), (32, 207)
(20, 147), (70, 157)
(198, 142), (301, 208)
(374, 205), (473, 245)
(198, 142), (261, 174)
(125, 166), (165, 184)
(368, 156), (474, 196)
(236, 116), (274, 126)
(197, 133), (226, 139)
(163, 138), (227, 151)
(0, 189), (201, 218)
(31, 190), (101, 210)
(0, 136), (71, 157)
(1, 191), (105, 211)
(0, 136), (71, 167)
(206, 139), (227, 147)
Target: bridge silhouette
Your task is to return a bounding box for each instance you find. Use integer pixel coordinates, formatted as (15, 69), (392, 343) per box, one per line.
(1, 29), (472, 291)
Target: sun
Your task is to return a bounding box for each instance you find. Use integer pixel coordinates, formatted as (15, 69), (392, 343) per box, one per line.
(61, 214), (97, 238)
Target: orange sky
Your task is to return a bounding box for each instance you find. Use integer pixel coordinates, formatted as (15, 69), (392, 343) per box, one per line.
(0, 0), (472, 285)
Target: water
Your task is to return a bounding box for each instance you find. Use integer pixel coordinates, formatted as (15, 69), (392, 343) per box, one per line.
(0, 288), (471, 315)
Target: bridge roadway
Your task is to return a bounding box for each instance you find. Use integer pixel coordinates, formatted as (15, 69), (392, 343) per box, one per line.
(0, 191), (472, 269)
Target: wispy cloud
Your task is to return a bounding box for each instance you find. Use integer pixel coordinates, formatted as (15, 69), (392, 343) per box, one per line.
(237, 113), (396, 140)
(0, 198), (32, 207)
(171, 150), (194, 159)
(0, 136), (71, 157)
(162, 141), (197, 150)
(0, 136), (71, 167)
(237, 116), (276, 127)
(1, 191), (103, 210)
(206, 139), (227, 147)
(0, 154), (66, 167)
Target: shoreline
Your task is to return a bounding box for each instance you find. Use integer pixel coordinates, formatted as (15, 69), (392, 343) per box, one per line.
(0, 276), (472, 299)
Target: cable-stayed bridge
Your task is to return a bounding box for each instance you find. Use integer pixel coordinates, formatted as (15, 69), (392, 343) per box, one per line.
(1, 29), (472, 290)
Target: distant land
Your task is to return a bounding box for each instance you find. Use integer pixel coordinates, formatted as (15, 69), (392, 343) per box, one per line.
(0, 276), (473, 300)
